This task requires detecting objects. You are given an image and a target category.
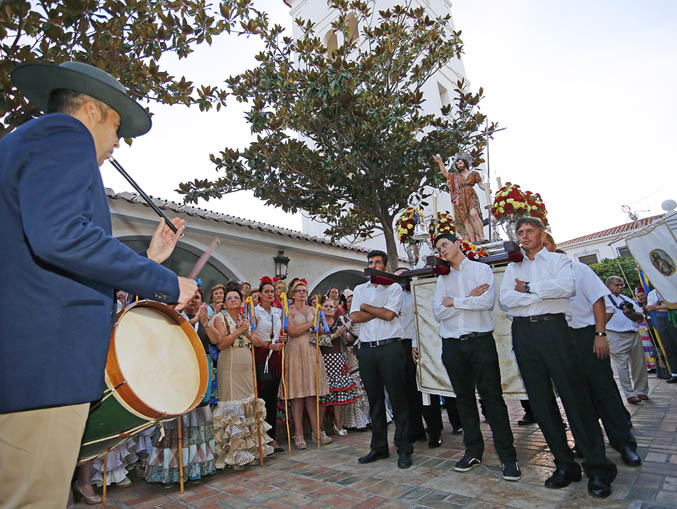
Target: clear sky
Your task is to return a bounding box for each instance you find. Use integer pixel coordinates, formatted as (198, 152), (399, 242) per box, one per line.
(102, 0), (677, 243)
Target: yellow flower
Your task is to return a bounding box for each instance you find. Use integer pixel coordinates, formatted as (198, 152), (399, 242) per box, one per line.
(407, 224), (413, 229)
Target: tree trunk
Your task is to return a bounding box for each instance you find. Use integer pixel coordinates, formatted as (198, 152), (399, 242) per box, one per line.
(382, 220), (399, 271)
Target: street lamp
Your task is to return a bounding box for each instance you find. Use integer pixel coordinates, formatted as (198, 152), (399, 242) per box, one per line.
(273, 250), (290, 280)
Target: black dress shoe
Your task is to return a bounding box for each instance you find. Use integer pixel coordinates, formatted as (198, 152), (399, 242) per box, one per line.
(588, 475), (611, 498)
(358, 449), (389, 464)
(517, 414), (536, 426)
(451, 427), (463, 435)
(620, 445), (641, 466)
(544, 465), (582, 489)
(667, 376), (677, 384)
(397, 451), (412, 469)
(428, 437), (442, 449)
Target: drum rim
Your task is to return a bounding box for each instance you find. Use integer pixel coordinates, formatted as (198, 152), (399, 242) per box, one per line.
(106, 299), (209, 419)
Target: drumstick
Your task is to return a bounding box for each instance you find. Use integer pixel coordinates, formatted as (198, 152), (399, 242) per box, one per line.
(177, 417), (185, 493)
(187, 238), (221, 280)
(251, 342), (265, 466)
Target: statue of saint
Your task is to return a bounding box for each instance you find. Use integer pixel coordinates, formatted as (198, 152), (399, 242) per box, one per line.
(433, 153), (486, 243)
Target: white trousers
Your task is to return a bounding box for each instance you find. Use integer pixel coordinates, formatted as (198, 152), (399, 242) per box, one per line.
(607, 330), (650, 398)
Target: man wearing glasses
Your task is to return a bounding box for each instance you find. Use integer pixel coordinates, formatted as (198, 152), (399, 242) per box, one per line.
(605, 276), (649, 404)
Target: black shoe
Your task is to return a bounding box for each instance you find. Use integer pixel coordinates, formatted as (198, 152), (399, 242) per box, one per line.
(667, 376), (677, 384)
(544, 465), (582, 489)
(428, 436), (442, 449)
(451, 427), (464, 435)
(358, 449), (389, 464)
(397, 451), (412, 469)
(454, 454), (481, 472)
(587, 475), (612, 498)
(502, 461), (522, 481)
(517, 414), (536, 426)
(620, 445), (641, 466)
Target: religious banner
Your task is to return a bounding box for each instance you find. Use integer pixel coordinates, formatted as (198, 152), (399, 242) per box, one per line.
(626, 222), (677, 306)
(412, 266), (527, 399)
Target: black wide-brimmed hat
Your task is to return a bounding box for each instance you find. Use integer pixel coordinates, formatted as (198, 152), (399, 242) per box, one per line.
(11, 61), (151, 138)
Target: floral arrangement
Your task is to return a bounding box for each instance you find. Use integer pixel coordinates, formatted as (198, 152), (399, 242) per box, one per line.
(491, 182), (528, 223)
(428, 211), (456, 242)
(524, 191), (548, 226)
(396, 207), (424, 244)
(459, 239), (489, 260)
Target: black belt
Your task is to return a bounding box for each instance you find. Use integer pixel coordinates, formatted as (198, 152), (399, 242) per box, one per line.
(609, 330), (635, 334)
(363, 337), (401, 348)
(443, 331), (492, 341)
(513, 313), (565, 324)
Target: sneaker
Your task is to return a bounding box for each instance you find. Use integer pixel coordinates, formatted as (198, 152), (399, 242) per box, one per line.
(454, 454), (481, 472)
(502, 461), (521, 481)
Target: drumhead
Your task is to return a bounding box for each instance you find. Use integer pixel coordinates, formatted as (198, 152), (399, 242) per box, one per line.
(115, 306), (200, 415)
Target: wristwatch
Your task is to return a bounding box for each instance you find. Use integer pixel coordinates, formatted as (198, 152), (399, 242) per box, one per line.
(595, 332), (607, 337)
(524, 282), (531, 294)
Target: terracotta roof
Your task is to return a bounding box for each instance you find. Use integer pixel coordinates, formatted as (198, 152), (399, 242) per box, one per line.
(559, 215), (663, 248)
(106, 188), (367, 254)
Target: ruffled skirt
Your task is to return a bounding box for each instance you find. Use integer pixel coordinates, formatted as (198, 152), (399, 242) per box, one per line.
(144, 406), (216, 485)
(212, 396), (274, 468)
(92, 427), (153, 486)
(320, 352), (358, 406)
(341, 346), (371, 429)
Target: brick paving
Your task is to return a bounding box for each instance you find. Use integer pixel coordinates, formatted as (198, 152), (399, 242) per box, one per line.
(78, 376), (677, 508)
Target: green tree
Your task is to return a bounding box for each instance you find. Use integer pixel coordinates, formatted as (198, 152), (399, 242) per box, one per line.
(589, 256), (640, 298)
(1, 0), (263, 138)
(177, 0), (496, 267)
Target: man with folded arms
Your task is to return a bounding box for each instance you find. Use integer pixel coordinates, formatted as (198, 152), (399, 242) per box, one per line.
(543, 241), (641, 467)
(432, 232), (520, 481)
(499, 217), (617, 498)
(351, 250), (413, 469)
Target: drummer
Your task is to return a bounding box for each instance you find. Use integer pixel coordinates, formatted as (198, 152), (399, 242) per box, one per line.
(0, 61), (197, 508)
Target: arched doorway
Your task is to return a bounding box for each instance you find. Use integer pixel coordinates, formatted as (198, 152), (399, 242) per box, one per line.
(311, 269), (366, 298)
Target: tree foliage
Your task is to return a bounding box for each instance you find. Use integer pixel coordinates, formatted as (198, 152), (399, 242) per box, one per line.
(589, 256), (640, 298)
(0, 0), (263, 138)
(177, 0), (496, 266)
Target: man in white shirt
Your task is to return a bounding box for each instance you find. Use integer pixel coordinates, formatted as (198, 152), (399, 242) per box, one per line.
(646, 288), (677, 383)
(605, 276), (649, 403)
(433, 233), (520, 481)
(544, 243), (641, 467)
(499, 217), (616, 498)
(351, 250), (413, 469)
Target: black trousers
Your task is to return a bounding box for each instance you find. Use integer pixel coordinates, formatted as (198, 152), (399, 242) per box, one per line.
(358, 340), (413, 454)
(512, 317), (617, 480)
(656, 314), (677, 374)
(259, 376), (281, 441)
(570, 325), (635, 451)
(441, 333), (517, 462)
(402, 338), (461, 439)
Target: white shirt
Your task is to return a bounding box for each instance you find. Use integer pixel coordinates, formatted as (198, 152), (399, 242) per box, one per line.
(606, 293), (640, 332)
(350, 281), (403, 342)
(567, 261), (614, 329)
(499, 248), (575, 317)
(647, 289), (664, 308)
(433, 257), (495, 338)
(400, 290), (418, 344)
(254, 304), (282, 343)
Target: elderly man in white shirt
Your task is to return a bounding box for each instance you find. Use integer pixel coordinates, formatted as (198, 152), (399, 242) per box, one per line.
(605, 276), (649, 403)
(499, 217), (616, 498)
(543, 241), (641, 467)
(350, 250), (413, 469)
(433, 232), (520, 482)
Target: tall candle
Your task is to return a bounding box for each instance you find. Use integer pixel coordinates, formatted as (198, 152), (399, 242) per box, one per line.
(432, 189), (438, 221)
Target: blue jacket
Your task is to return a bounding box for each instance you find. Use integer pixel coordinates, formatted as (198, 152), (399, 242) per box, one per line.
(0, 114), (180, 413)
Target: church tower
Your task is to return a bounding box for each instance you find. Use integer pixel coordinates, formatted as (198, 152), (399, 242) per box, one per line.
(284, 0), (489, 259)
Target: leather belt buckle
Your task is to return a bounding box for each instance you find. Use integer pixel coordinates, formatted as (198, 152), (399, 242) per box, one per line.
(529, 316), (538, 323)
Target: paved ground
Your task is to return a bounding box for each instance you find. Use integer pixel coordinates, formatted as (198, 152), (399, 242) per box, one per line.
(79, 376), (677, 508)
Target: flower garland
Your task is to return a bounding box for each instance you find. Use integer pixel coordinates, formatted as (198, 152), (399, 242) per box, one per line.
(428, 211), (456, 242)
(396, 207), (424, 244)
(459, 239), (488, 260)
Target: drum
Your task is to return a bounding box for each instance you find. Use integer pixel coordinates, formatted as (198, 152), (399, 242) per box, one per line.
(79, 300), (209, 462)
